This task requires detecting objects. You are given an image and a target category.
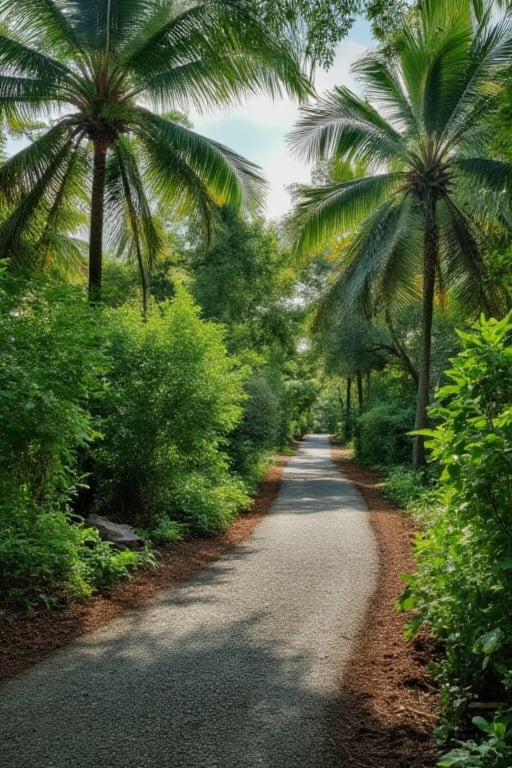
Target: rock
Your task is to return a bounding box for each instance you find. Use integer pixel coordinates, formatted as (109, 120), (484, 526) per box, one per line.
(85, 514), (143, 550)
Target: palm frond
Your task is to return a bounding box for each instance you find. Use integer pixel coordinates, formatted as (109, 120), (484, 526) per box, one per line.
(2, 0), (83, 59)
(289, 86), (406, 169)
(0, 135), (82, 260)
(123, 0), (310, 111)
(438, 195), (496, 315)
(454, 157), (512, 196)
(439, 11), (512, 151)
(312, 194), (422, 330)
(340, 193), (423, 315)
(0, 122), (76, 199)
(290, 173), (406, 257)
(0, 34), (72, 82)
(134, 111), (266, 214)
(106, 136), (163, 274)
(352, 52), (421, 139)
(56, 0), (151, 52)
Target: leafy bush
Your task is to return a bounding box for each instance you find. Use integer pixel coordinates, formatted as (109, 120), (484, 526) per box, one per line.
(228, 369), (282, 486)
(0, 493), (140, 609)
(0, 277), (105, 508)
(141, 516), (187, 545)
(91, 287), (246, 526)
(438, 712), (512, 767)
(169, 472), (250, 535)
(399, 313), (512, 758)
(0, 277), (138, 609)
(381, 464), (437, 509)
(354, 403), (415, 467)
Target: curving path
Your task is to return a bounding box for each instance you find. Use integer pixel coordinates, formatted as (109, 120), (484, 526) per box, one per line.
(0, 435), (378, 768)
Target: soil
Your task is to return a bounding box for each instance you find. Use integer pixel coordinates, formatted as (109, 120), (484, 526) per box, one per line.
(0, 443), (440, 767)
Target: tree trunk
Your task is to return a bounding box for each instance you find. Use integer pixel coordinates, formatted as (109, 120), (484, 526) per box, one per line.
(356, 372), (364, 413)
(89, 139), (109, 302)
(385, 311), (419, 385)
(344, 376), (352, 440)
(412, 196), (437, 469)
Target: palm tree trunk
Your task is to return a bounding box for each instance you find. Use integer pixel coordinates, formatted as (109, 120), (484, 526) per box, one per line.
(413, 196), (438, 469)
(89, 139), (109, 302)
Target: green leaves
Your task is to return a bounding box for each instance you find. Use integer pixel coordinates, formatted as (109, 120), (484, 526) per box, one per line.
(92, 288), (247, 525)
(401, 310), (512, 755)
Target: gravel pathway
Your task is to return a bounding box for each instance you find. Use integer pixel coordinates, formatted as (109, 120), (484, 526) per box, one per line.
(1, 435), (378, 768)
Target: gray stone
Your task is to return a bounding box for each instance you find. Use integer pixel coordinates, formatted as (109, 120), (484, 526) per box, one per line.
(85, 513), (143, 549)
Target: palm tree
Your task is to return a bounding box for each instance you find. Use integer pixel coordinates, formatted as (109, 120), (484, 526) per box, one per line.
(289, 0), (512, 467)
(0, 0), (310, 305)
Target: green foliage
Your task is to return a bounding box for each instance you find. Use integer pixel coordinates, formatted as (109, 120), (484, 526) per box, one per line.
(313, 386), (343, 434)
(0, 276), (145, 609)
(438, 712), (512, 768)
(259, 0), (408, 68)
(169, 472), (250, 536)
(141, 516), (186, 545)
(381, 464), (435, 509)
(188, 207), (299, 359)
(401, 312), (512, 754)
(0, 280), (93, 493)
(284, 377), (318, 439)
(92, 287), (246, 525)
(228, 369), (283, 486)
(354, 403), (415, 467)
(0, 277), (105, 507)
(0, 488), (142, 610)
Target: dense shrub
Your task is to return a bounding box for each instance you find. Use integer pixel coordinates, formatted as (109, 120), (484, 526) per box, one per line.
(0, 277), (139, 609)
(91, 287), (246, 527)
(380, 464), (435, 509)
(354, 403), (415, 467)
(400, 313), (512, 760)
(227, 369), (283, 487)
(0, 278), (105, 506)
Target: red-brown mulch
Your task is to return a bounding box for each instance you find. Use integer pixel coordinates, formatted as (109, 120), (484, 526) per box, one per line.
(0, 442), (440, 767)
(331, 443), (440, 768)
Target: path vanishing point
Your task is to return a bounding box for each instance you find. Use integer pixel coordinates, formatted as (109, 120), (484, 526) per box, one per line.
(1, 434), (379, 768)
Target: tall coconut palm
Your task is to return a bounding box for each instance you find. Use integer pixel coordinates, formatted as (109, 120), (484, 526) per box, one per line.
(0, 0), (310, 304)
(289, 0), (512, 467)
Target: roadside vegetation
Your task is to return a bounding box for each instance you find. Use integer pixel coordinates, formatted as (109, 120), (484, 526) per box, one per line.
(3, 1), (512, 765)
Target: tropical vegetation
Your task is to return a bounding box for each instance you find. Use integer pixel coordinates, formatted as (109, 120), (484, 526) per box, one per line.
(289, 0), (512, 467)
(0, 0), (309, 304)
(3, 0), (512, 764)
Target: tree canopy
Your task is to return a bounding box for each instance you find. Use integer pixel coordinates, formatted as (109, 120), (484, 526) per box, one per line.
(0, 0), (310, 300)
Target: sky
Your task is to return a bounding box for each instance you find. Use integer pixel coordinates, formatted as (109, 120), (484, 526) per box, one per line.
(191, 17), (373, 221)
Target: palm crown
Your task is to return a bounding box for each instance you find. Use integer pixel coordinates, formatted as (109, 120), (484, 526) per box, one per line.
(0, 0), (310, 300)
(289, 0), (512, 465)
